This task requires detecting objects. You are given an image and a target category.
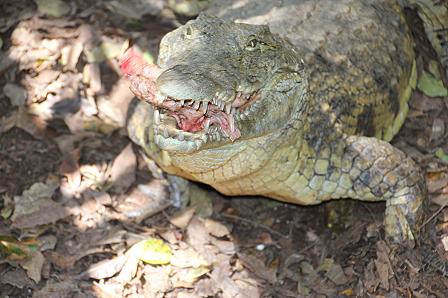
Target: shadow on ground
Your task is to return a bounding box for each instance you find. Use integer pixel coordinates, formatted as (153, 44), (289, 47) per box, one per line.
(0, 1), (448, 297)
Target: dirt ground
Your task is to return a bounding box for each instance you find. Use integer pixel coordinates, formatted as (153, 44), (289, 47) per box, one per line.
(1, 1), (448, 297)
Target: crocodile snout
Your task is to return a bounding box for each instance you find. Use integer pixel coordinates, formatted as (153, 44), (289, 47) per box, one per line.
(156, 65), (219, 101)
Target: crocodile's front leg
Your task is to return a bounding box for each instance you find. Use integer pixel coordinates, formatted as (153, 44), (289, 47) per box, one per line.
(336, 135), (426, 247)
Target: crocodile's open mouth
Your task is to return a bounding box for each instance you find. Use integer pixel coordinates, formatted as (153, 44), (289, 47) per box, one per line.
(119, 47), (262, 152)
(153, 90), (259, 151)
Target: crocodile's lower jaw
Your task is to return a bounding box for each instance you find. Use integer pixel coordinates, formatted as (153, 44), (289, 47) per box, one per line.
(153, 107), (212, 153)
(152, 90), (261, 153)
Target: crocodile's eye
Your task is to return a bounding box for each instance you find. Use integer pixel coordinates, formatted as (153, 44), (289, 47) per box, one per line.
(245, 37), (261, 51)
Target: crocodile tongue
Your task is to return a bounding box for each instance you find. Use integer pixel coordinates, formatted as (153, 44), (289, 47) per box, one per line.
(120, 48), (240, 141)
(167, 102), (239, 141)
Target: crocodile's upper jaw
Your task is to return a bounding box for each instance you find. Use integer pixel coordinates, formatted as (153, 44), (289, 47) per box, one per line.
(151, 14), (307, 154)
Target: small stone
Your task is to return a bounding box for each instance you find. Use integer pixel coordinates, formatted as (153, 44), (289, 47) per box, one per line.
(255, 244), (266, 251)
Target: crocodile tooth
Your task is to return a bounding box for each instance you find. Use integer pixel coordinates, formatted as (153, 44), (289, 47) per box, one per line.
(163, 128), (169, 138)
(216, 133), (221, 141)
(177, 133), (185, 141)
(154, 109), (160, 124)
(200, 101), (209, 113)
(188, 141), (195, 151)
(225, 102), (232, 114)
(201, 134), (207, 142)
(154, 134), (161, 145)
(229, 114), (235, 132)
(155, 92), (165, 104)
(195, 140), (202, 149)
(204, 118), (211, 130)
(180, 99), (185, 106)
(193, 100), (200, 110)
(236, 91), (242, 99)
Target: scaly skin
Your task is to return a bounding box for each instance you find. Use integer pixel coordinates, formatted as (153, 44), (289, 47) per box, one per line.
(125, 0), (438, 246)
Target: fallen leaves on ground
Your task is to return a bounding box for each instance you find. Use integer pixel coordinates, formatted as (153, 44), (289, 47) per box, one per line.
(1, 0), (448, 297)
(11, 181), (66, 229)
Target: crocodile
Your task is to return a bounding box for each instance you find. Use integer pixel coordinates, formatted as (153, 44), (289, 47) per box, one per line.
(123, 0), (448, 247)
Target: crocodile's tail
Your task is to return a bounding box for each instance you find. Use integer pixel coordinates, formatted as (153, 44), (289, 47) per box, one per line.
(405, 0), (448, 76)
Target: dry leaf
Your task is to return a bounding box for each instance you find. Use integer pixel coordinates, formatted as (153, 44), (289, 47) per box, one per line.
(209, 262), (240, 298)
(110, 143), (136, 193)
(173, 266), (210, 285)
(170, 207), (196, 229)
(186, 217), (211, 249)
(97, 78), (134, 127)
(11, 182), (67, 229)
(61, 42), (83, 71)
(237, 253), (277, 284)
(115, 254), (139, 283)
(13, 107), (47, 138)
(431, 194), (448, 207)
(3, 83), (27, 106)
(38, 235), (58, 251)
(170, 247), (209, 268)
(203, 218), (231, 238)
(426, 173), (448, 193)
(115, 183), (170, 222)
(211, 239), (237, 255)
(45, 251), (78, 269)
(375, 241), (392, 291)
(20, 250), (45, 283)
(33, 280), (81, 298)
(325, 262), (348, 285)
(59, 148), (81, 198)
(0, 268), (34, 289)
(83, 255), (128, 279)
(194, 278), (219, 297)
(143, 265), (172, 295)
(83, 63), (102, 94)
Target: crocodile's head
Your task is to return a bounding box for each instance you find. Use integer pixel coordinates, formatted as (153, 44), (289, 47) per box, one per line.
(126, 15), (307, 154)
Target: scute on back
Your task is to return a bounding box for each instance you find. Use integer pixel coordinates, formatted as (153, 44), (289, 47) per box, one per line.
(205, 0), (416, 141)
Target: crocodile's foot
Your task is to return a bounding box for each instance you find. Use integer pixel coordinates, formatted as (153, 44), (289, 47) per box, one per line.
(341, 136), (426, 247)
(384, 189), (424, 247)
